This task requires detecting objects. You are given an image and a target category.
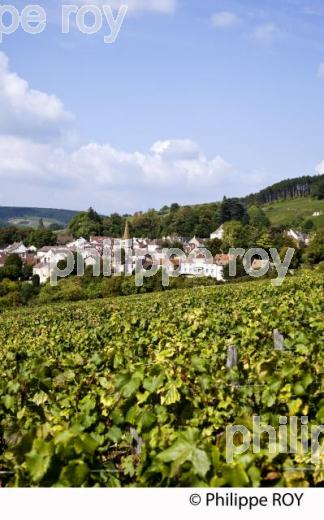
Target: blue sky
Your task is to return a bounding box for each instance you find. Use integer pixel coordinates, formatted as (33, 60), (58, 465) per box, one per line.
(0, 0), (324, 213)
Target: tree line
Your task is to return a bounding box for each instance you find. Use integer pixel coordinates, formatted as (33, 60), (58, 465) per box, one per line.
(243, 174), (324, 205)
(68, 198), (256, 239)
(0, 226), (57, 249)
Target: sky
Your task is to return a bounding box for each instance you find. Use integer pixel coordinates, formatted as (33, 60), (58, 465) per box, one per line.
(0, 0), (324, 214)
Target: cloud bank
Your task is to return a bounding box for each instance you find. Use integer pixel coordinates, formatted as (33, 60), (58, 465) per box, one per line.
(0, 52), (270, 212)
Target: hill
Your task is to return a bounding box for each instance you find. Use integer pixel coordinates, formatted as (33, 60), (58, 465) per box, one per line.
(0, 207), (78, 229)
(1, 173), (323, 234)
(243, 173), (324, 205)
(262, 197), (324, 228)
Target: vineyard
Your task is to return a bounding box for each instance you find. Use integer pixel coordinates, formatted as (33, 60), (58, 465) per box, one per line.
(0, 272), (323, 487)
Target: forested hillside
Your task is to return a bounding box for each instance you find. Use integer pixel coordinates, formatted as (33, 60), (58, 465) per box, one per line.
(243, 174), (324, 205)
(0, 207), (78, 229)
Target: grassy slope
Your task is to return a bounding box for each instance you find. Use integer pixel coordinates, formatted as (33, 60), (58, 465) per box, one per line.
(262, 197), (324, 228)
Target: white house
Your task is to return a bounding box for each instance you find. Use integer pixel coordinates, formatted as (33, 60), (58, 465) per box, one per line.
(147, 240), (162, 253)
(189, 236), (205, 250)
(4, 242), (28, 257)
(37, 247), (69, 264)
(210, 225), (224, 240)
(180, 259), (224, 281)
(66, 237), (89, 250)
(33, 263), (51, 284)
(34, 248), (71, 284)
(286, 229), (309, 246)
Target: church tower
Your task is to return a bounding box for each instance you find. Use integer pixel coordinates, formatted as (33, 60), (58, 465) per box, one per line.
(123, 220), (132, 248)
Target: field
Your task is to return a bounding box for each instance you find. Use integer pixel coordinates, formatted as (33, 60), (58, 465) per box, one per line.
(263, 198), (324, 228)
(0, 272), (323, 487)
(7, 217), (65, 229)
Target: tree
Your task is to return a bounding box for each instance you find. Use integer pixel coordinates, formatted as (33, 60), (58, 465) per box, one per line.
(0, 254), (23, 280)
(161, 239), (184, 250)
(302, 219), (315, 233)
(68, 209), (102, 239)
(310, 177), (324, 200)
(256, 230), (274, 251)
(205, 238), (223, 256)
(170, 203), (180, 213)
(194, 207), (216, 238)
(306, 229), (324, 264)
(169, 206), (198, 236)
(22, 264), (33, 280)
(130, 209), (160, 238)
(102, 213), (124, 237)
(38, 218), (45, 230)
(222, 221), (245, 249)
(248, 205), (270, 228)
(222, 257), (246, 280)
(220, 198), (249, 224)
(28, 229), (56, 248)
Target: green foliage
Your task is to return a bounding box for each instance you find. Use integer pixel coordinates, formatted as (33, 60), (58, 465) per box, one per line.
(222, 221), (245, 248)
(311, 177), (324, 200)
(306, 228), (324, 264)
(0, 207), (77, 229)
(0, 254), (23, 281)
(220, 198), (249, 225)
(244, 174), (324, 205)
(67, 202), (221, 240)
(68, 208), (102, 239)
(248, 205), (270, 228)
(0, 272), (322, 487)
(262, 198), (324, 229)
(302, 219), (315, 233)
(0, 226), (56, 249)
(5, 253), (23, 271)
(204, 238), (223, 256)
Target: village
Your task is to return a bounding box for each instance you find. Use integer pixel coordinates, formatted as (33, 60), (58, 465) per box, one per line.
(0, 221), (310, 285)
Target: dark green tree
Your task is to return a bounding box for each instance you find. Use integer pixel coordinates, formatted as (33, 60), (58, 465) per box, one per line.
(220, 198), (249, 224)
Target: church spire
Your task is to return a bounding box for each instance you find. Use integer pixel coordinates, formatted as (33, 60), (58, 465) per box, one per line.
(123, 220), (130, 240)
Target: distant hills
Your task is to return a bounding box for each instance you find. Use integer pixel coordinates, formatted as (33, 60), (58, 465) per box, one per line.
(0, 174), (323, 231)
(0, 207), (78, 229)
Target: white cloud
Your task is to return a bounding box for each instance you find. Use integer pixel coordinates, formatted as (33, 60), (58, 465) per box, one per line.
(0, 52), (265, 212)
(317, 62), (324, 78)
(0, 136), (233, 190)
(75, 0), (176, 14)
(315, 160), (324, 174)
(211, 11), (240, 28)
(0, 134), (247, 211)
(0, 136), (74, 186)
(253, 23), (280, 45)
(0, 52), (73, 140)
(150, 139), (200, 159)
